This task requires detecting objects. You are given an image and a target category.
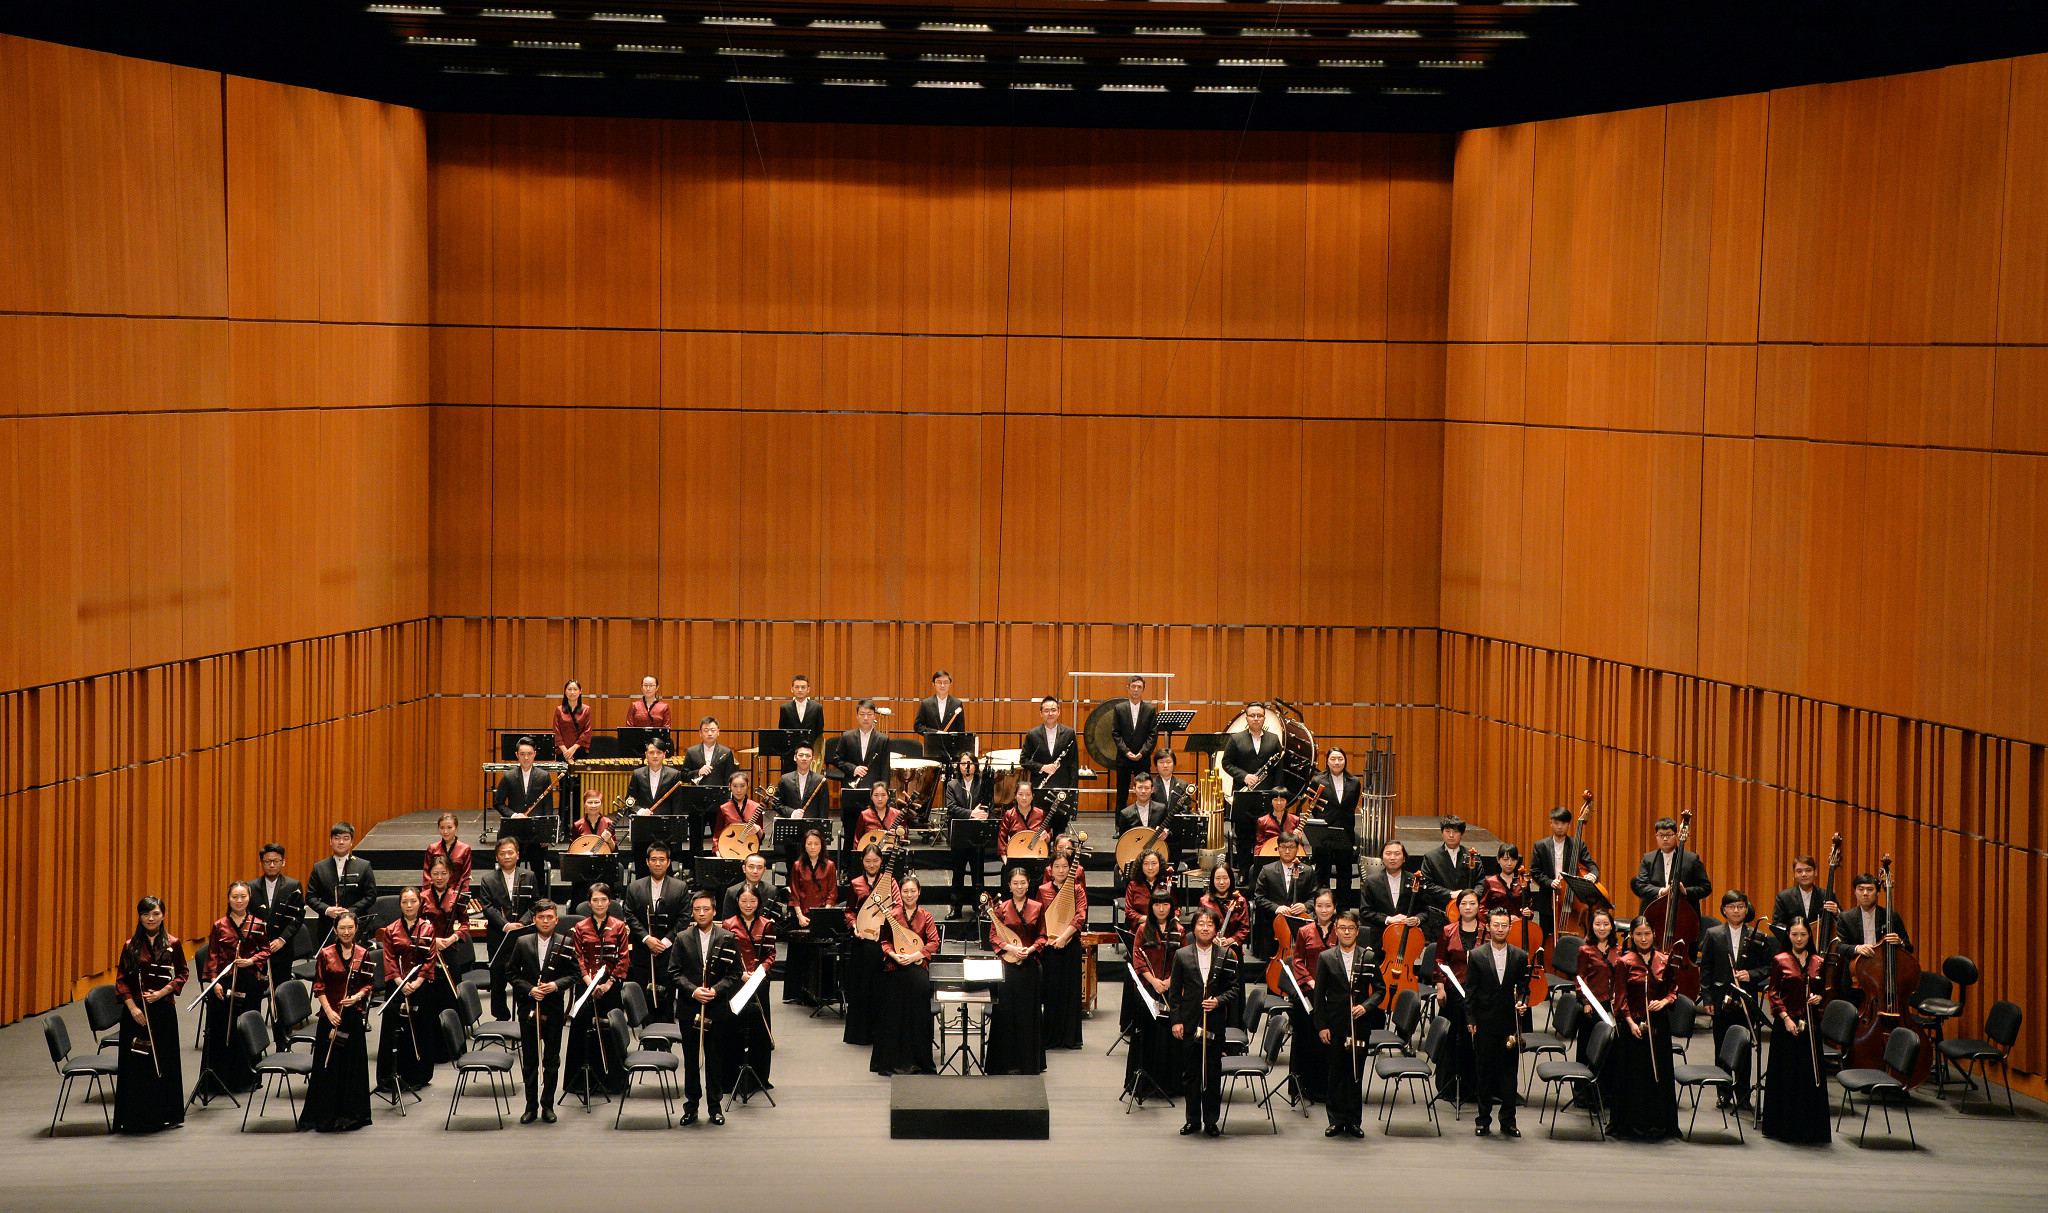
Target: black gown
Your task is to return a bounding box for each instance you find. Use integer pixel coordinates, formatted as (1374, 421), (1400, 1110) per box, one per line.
(871, 909), (939, 1075)
(112, 937), (186, 1135)
(1038, 890), (1086, 1050)
(300, 945), (374, 1132)
(1433, 926), (1480, 1103)
(1760, 953), (1832, 1145)
(985, 898), (1047, 1076)
(1122, 928), (1180, 1097)
(1607, 950), (1681, 1140)
(194, 918), (266, 1098)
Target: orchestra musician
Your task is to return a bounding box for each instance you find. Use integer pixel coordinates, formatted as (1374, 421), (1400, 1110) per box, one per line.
(1289, 888), (1340, 1106)
(670, 889), (741, 1126)
(723, 884), (776, 1092)
(1109, 675), (1160, 815)
(1124, 889), (1182, 1099)
(1117, 772), (1168, 835)
(835, 700), (892, 851)
(375, 886), (448, 1097)
(509, 900), (577, 1124)
(553, 679), (593, 827)
(841, 845), (889, 1048)
(1221, 703), (1283, 869)
(776, 743), (829, 822)
(307, 822), (377, 940)
(1608, 915), (1681, 1141)
(945, 750), (994, 912)
(713, 771), (772, 855)
(779, 675), (825, 772)
(624, 674), (671, 734)
(1773, 854), (1839, 947)
(1020, 696), (1079, 824)
(248, 843), (304, 1049)
(564, 883), (631, 1099)
(1253, 789), (1304, 856)
(856, 782), (906, 845)
(1170, 908), (1239, 1137)
(1575, 907), (1623, 1106)
(419, 857), (471, 994)
(1305, 747), (1361, 896)
(1480, 845), (1538, 928)
(300, 909), (373, 1132)
(112, 896), (187, 1135)
(1698, 889), (1772, 1112)
(986, 865), (1048, 1076)
(996, 781), (1051, 858)
(1420, 817), (1483, 928)
(1761, 917), (1832, 1144)
(1038, 848), (1089, 1050)
(1466, 908), (1530, 1138)
(1358, 840), (1428, 940)
(872, 875), (941, 1076)
(493, 738), (554, 824)
(195, 881), (266, 1099)
(1252, 831), (1317, 960)
(1631, 816), (1713, 917)
(1197, 864), (1252, 953)
(422, 811), (474, 891)
(476, 836), (539, 1020)
(722, 853), (778, 920)
(1529, 806), (1600, 937)
(784, 827), (836, 1006)
(914, 669), (967, 737)
(1313, 909), (1381, 1139)
(1433, 888), (1484, 1104)
(626, 739), (680, 817)
(1123, 848), (1175, 932)
(566, 787), (616, 908)
(1837, 872), (1913, 958)
(620, 842), (687, 1019)
(1150, 749), (1193, 817)
(683, 717), (738, 854)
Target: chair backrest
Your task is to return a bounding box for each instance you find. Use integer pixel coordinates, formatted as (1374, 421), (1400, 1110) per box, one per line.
(1912, 971), (1951, 1006)
(438, 1008), (468, 1062)
(1882, 1025), (1921, 1078)
(291, 927), (319, 961)
(890, 736), (925, 759)
(273, 979), (315, 1031)
(456, 982), (484, 1029)
(1553, 934), (1583, 977)
(1985, 999), (2023, 1049)
(1585, 1019), (1616, 1069)
(366, 947), (387, 993)
(1665, 993), (1697, 1040)
(1391, 987), (1422, 1040)
(373, 895), (402, 931)
(235, 1010), (271, 1068)
(1553, 997), (1582, 1039)
(43, 1016), (72, 1069)
(605, 1008), (632, 1059)
(1418, 1014), (1450, 1062)
(1942, 954), (1979, 991)
(1257, 1008), (1288, 1059)
(1819, 999), (1859, 1050)
(83, 985), (123, 1034)
(192, 942), (211, 975)
(1241, 984), (1267, 1031)
(1716, 1023), (1750, 1076)
(1418, 943), (1437, 980)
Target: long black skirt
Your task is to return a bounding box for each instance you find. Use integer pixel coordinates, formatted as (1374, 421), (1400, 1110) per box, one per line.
(1124, 1001), (1178, 1097)
(986, 956), (1046, 1075)
(871, 963), (936, 1075)
(722, 997), (774, 1089)
(1288, 1004), (1327, 1104)
(375, 989), (442, 1093)
(1761, 1025), (1832, 1144)
(1607, 1018), (1680, 1140)
(194, 981), (262, 1096)
(784, 931), (817, 1004)
(843, 939), (884, 1046)
(563, 987), (628, 1097)
(112, 1002), (184, 1135)
(1434, 987), (1478, 1101)
(300, 1012), (373, 1132)
(1040, 941), (1085, 1050)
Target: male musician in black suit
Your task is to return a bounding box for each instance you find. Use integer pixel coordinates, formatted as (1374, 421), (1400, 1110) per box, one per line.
(1698, 889), (1774, 1110)
(1150, 749), (1194, 818)
(620, 842), (689, 1019)
(627, 739), (682, 816)
(1528, 805), (1601, 937)
(775, 743), (830, 822)
(721, 853), (779, 920)
(1420, 817), (1484, 929)
(476, 836), (541, 1019)
(306, 822), (377, 936)
(1465, 908), (1530, 1137)
(670, 890), (743, 1125)
(914, 669), (968, 738)
(1630, 816), (1713, 916)
(1252, 832), (1318, 960)
(510, 900), (579, 1123)
(1312, 912), (1383, 1138)
(1020, 696), (1079, 825)
(1109, 675), (1161, 818)
(1305, 746), (1361, 897)
(1835, 872), (1913, 958)
(946, 751), (995, 912)
(1221, 703), (1283, 869)
(1118, 772), (1172, 835)
(1358, 840), (1429, 941)
(834, 699), (892, 852)
(778, 675), (825, 773)
(1772, 854), (1839, 946)
(249, 843), (304, 1047)
(1168, 908), (1240, 1137)
(493, 737), (556, 823)
(682, 717), (738, 855)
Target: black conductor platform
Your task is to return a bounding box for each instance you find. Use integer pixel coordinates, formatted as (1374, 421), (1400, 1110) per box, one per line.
(889, 1076), (1050, 1140)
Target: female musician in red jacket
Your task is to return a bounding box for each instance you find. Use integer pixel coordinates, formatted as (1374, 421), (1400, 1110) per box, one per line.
(986, 865), (1047, 1075)
(872, 876), (941, 1075)
(1123, 849), (1173, 930)
(300, 910), (374, 1132)
(784, 827), (837, 1006)
(1574, 907), (1623, 1108)
(714, 772), (769, 854)
(1038, 849), (1089, 1050)
(842, 844), (889, 1047)
(565, 883), (632, 1099)
(376, 885), (449, 1095)
(422, 812), (473, 891)
(113, 896), (187, 1135)
(624, 674), (670, 731)
(1608, 915), (1680, 1140)
(1761, 917), (1832, 1144)
(1434, 888), (1483, 1103)
(1286, 888), (1341, 1104)
(196, 881), (267, 1099)
(722, 885), (777, 1092)
(554, 678), (593, 827)
(1124, 889), (1182, 1099)
(1480, 845), (1536, 920)
(1197, 864), (1251, 952)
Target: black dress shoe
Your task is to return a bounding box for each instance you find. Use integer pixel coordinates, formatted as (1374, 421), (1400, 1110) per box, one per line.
(681, 1109), (698, 1126)
(1203, 1124), (1221, 1138)
(519, 1109), (538, 1125)
(1475, 1125), (1491, 1137)
(709, 1110), (725, 1126)
(1346, 1126), (1366, 1138)
(541, 1108), (556, 1124)
(1325, 1125), (1344, 1138)
(1180, 1124), (1199, 1136)
(1502, 1126), (1521, 1138)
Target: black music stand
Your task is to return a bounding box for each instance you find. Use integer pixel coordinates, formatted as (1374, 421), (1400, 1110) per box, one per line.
(804, 906), (850, 1019)
(628, 815), (690, 876)
(617, 726), (671, 757)
(693, 857), (744, 900)
(1151, 709), (1198, 746)
(1303, 821), (1354, 857)
(1560, 874), (1613, 915)
(498, 732), (558, 761)
(663, 784), (727, 856)
(773, 817), (831, 863)
(922, 730), (977, 764)
(1168, 813), (1209, 862)
(756, 729), (806, 764)
(496, 815), (560, 888)
(1182, 732), (1226, 756)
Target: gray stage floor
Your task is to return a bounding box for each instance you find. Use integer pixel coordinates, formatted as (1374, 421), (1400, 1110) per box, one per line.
(5, 986), (2044, 1212)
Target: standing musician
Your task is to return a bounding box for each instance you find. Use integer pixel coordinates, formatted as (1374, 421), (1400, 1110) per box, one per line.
(1608, 915), (1681, 1140)
(1479, 844), (1537, 921)
(1037, 849), (1089, 1051)
(1110, 675), (1160, 813)
(945, 749), (994, 912)
(986, 865), (1049, 1076)
(671, 889), (741, 1126)
(1198, 864), (1252, 952)
(1289, 889), (1341, 1106)
(307, 823), (377, 937)
(626, 739), (680, 816)
(1123, 849), (1175, 931)
(1631, 815), (1713, 916)
(1836, 871), (1913, 958)
(196, 881), (267, 1099)
(493, 738), (555, 824)
(1529, 806), (1600, 937)
(1773, 854), (1839, 947)
(619, 842), (687, 1019)
(1433, 889), (1484, 1105)
(1305, 747), (1361, 896)
(1313, 909), (1381, 1139)
(722, 885), (777, 1092)
(713, 771), (772, 854)
(834, 699), (892, 849)
(784, 828), (837, 1006)
(1252, 831), (1317, 960)
(624, 674), (671, 734)
(509, 900), (577, 1124)
(873, 876), (941, 1075)
(419, 857), (471, 988)
(1124, 890), (1182, 1098)
(778, 674), (825, 772)
(1150, 749), (1194, 817)
(476, 836), (539, 1020)
(1170, 908), (1240, 1137)
(1698, 889), (1772, 1111)
(776, 743), (828, 821)
(248, 843), (304, 1049)
(113, 896), (187, 1135)
(1466, 908), (1531, 1138)
(1575, 908), (1623, 1086)
(683, 717), (738, 854)
(565, 883), (631, 1099)
(553, 679), (593, 829)
(914, 669), (967, 737)
(1221, 703), (1283, 869)
(856, 782), (906, 845)
(996, 781), (1051, 858)
(1021, 696), (1080, 822)
(376, 886), (448, 1096)
(841, 845), (889, 1047)
(1358, 840), (1428, 940)
(1420, 816), (1483, 928)
(300, 909), (373, 1132)
(1117, 772), (1168, 834)
(1760, 918), (1832, 1144)
(422, 811), (474, 890)
(722, 852), (779, 919)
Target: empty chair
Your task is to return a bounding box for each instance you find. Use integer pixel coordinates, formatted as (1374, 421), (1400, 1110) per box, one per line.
(619, 982), (681, 1051)
(236, 1010), (312, 1132)
(1664, 993), (1697, 1060)
(1673, 1023), (1749, 1142)
(272, 980), (318, 1052)
(1817, 999), (1859, 1077)
(1218, 1010), (1283, 1135)
(1937, 999), (2021, 1116)
(1372, 1015), (1448, 1136)
(1548, 935), (1583, 1023)
(1835, 1026), (1922, 1147)
(83, 985), (124, 1055)
(1535, 1019), (1615, 1140)
(1362, 987), (1423, 1106)
(372, 895), (403, 933)
(44, 1016), (117, 1136)
(609, 1009), (681, 1129)
(458, 983), (521, 1060)
(1921, 955), (1978, 1093)
(439, 1008), (516, 1129)
(1520, 997), (1581, 1101)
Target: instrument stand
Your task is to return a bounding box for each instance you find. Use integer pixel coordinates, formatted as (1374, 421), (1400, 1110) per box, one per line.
(729, 1064), (776, 1108)
(372, 1070), (422, 1116)
(933, 992), (990, 1075)
(1104, 1021), (1135, 1057)
(1122, 1063), (1175, 1111)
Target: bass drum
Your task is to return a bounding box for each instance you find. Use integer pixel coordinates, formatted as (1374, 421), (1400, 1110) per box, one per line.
(889, 758), (942, 819)
(1215, 706), (1316, 802)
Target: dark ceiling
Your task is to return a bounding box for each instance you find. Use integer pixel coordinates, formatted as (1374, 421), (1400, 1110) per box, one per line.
(5, 0), (2046, 131)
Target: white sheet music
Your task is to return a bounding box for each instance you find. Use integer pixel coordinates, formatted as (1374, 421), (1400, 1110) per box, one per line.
(729, 965), (767, 1014)
(1133, 969), (1164, 1020)
(962, 957), (1006, 983)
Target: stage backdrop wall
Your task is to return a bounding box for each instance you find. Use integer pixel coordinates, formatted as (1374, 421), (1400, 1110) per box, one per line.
(1442, 57), (2048, 1074)
(421, 116), (1453, 818)
(0, 36), (431, 1023)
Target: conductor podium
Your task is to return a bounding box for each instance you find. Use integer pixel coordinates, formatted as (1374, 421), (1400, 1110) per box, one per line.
(889, 1075), (1050, 1140)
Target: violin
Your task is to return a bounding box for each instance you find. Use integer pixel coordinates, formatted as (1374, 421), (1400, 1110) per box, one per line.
(1846, 855), (1934, 1086)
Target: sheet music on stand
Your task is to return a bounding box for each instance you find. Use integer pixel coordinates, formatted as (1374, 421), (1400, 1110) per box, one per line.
(729, 965), (767, 1014)
(1133, 965), (1164, 1020)
(1279, 952), (1312, 1013)
(961, 957), (1005, 983)
(568, 966), (608, 1018)
(922, 730), (977, 763)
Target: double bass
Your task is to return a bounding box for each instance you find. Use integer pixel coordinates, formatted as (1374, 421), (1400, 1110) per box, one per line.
(1813, 832), (1848, 1000)
(1846, 855), (1935, 1086)
(1552, 790), (1605, 939)
(1642, 809), (1702, 999)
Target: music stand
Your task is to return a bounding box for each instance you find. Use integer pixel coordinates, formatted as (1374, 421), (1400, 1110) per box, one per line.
(1152, 709), (1197, 743)
(1303, 820), (1354, 857)
(947, 817), (997, 851)
(922, 730), (977, 764)
(1168, 814), (1209, 862)
(495, 814), (559, 852)
(756, 729), (806, 763)
(560, 850), (620, 895)
(498, 732), (559, 761)
(1181, 732), (1226, 756)
(1560, 874), (1612, 914)
(803, 906), (850, 1019)
(617, 726), (671, 757)
(628, 815), (690, 876)
(693, 856), (744, 900)
(773, 817), (831, 862)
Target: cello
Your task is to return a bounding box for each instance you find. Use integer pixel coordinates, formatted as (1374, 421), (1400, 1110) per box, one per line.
(1509, 864), (1547, 1008)
(1642, 809), (1703, 1000)
(1846, 856), (1935, 1086)
(1379, 868), (1428, 1000)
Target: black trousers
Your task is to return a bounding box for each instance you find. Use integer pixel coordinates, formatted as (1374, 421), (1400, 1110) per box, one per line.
(1710, 998), (1757, 1104)
(1473, 1027), (1520, 1128)
(518, 1005), (565, 1111)
(265, 950), (296, 1048)
(681, 1015), (726, 1112)
(1181, 1018), (1226, 1128)
(1325, 1033), (1365, 1128)
(1313, 846), (1352, 896)
(950, 845), (988, 904)
(1229, 794), (1263, 870)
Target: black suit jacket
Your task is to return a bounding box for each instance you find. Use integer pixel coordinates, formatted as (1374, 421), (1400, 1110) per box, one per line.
(915, 696), (967, 735)
(1527, 835), (1600, 930)
(627, 764), (685, 813)
(1420, 845), (1485, 903)
(1150, 775), (1196, 815)
(777, 700), (825, 770)
(946, 775), (992, 818)
(246, 876), (305, 949)
(722, 880), (781, 921)
(1771, 885), (1835, 938)
(1306, 772), (1361, 833)
(669, 925), (744, 1019)
(508, 930), (581, 1020)
(474, 866), (539, 938)
(1463, 943), (1530, 1032)
(1697, 922), (1777, 1001)
(621, 876), (690, 944)
(1312, 946), (1385, 1040)
(1835, 906), (1913, 955)
(1109, 700), (1161, 771)
(1167, 944), (1241, 1033)
(493, 766), (556, 817)
(833, 729), (891, 792)
(1357, 868), (1427, 938)
(776, 769), (831, 819)
(307, 856), (377, 924)
(1631, 848), (1713, 914)
(1252, 861), (1320, 958)
(1020, 724), (1078, 793)
(682, 743), (737, 790)
(1221, 730), (1283, 805)
(1117, 796), (1173, 835)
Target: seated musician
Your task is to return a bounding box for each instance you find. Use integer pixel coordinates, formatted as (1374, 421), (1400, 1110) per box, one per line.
(1305, 746), (1360, 895)
(1124, 849), (1175, 930)
(914, 669), (968, 736)
(1479, 844), (1538, 920)
(1196, 864), (1251, 952)
(946, 750), (993, 915)
(1253, 789), (1304, 853)
(1150, 749), (1193, 816)
(1836, 872), (1912, 957)
(1420, 816), (1482, 922)
(722, 853), (779, 920)
(856, 783), (906, 846)
(1252, 831), (1317, 960)
(626, 740), (680, 815)
(713, 771), (771, 853)
(776, 743), (828, 820)
(1117, 772), (1169, 835)
(996, 781), (1049, 857)
(422, 811), (474, 891)
(494, 738), (553, 823)
(568, 788), (616, 848)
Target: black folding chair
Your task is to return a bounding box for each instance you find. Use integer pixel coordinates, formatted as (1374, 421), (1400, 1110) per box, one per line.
(43, 1016), (116, 1136)
(1836, 1026), (1922, 1147)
